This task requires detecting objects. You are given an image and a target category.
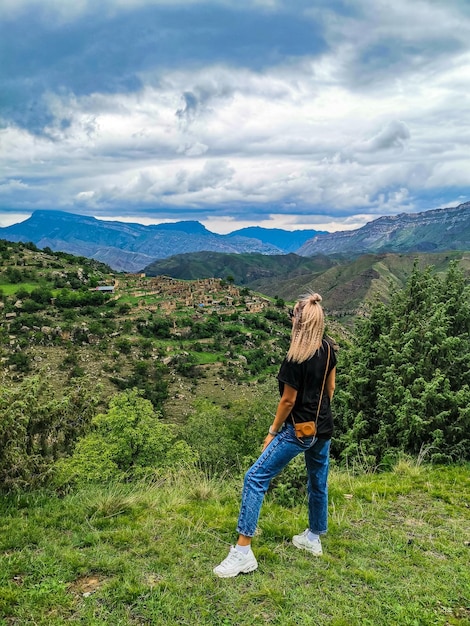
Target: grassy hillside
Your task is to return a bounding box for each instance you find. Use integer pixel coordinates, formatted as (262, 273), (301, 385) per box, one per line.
(250, 251), (470, 318)
(0, 240), (311, 424)
(2, 240), (466, 427)
(144, 251), (337, 286)
(0, 462), (468, 625)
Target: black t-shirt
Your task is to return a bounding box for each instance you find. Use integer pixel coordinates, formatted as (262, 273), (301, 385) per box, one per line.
(277, 339), (337, 439)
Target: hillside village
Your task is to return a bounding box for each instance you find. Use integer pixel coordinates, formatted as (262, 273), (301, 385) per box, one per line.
(0, 240), (273, 325)
(120, 274), (271, 314)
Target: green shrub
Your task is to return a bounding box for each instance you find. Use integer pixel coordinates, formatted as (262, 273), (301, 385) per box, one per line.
(55, 390), (197, 486)
(115, 338), (132, 354)
(16, 286), (31, 300)
(0, 375), (99, 491)
(6, 352), (32, 373)
(30, 287), (53, 304)
(270, 455), (307, 507)
(137, 316), (172, 339)
(5, 267), (23, 283)
(21, 298), (44, 313)
(181, 396), (275, 473)
(110, 361), (169, 409)
(173, 352), (197, 376)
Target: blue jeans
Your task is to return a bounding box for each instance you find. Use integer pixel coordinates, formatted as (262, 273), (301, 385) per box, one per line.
(237, 423), (330, 538)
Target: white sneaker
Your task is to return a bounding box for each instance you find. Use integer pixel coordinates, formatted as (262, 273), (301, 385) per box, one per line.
(213, 546), (258, 578)
(292, 530), (323, 555)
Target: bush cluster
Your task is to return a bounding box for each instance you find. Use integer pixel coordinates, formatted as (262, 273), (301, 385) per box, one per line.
(55, 390), (196, 486)
(0, 376), (99, 491)
(181, 396), (277, 473)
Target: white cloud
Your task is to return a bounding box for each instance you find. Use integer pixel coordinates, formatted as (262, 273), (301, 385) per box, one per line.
(356, 121), (411, 153)
(0, 212), (31, 227)
(0, 179), (29, 194)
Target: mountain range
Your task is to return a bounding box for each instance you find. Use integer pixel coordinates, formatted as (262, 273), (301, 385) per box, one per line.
(0, 202), (468, 272)
(143, 251), (337, 285)
(0, 210), (324, 272)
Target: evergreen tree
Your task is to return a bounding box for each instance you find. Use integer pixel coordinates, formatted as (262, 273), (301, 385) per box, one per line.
(334, 261), (470, 465)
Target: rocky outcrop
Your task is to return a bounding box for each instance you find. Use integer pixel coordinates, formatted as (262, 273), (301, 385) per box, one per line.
(298, 202), (470, 256)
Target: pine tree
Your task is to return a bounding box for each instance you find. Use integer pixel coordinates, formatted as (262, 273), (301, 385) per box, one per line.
(334, 261), (470, 465)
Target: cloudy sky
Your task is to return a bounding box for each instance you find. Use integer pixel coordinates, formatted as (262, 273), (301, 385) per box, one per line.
(1, 0), (469, 234)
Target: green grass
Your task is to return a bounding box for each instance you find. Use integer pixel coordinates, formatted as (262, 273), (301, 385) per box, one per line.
(1, 463), (469, 625)
(193, 352), (222, 365)
(0, 282), (39, 295)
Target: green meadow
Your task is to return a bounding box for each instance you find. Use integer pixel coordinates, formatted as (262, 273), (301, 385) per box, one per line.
(1, 462), (469, 626)
(0, 283), (39, 295)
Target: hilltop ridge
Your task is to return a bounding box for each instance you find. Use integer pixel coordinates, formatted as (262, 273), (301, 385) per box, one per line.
(298, 201), (470, 256)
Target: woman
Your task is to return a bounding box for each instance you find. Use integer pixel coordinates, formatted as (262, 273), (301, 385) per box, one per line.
(213, 293), (337, 578)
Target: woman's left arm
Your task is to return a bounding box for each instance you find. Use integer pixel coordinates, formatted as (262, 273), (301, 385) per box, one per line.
(325, 366), (336, 400)
(262, 384), (298, 451)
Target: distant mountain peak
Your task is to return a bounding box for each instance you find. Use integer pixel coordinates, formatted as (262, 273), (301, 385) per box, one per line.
(153, 221), (211, 235)
(32, 209), (97, 221)
(0, 210), (282, 271)
(228, 225), (328, 253)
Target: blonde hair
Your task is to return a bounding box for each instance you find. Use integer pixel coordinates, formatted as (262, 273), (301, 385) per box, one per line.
(286, 292), (325, 363)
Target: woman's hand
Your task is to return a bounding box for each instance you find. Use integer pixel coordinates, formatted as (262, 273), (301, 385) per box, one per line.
(262, 433), (275, 451)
